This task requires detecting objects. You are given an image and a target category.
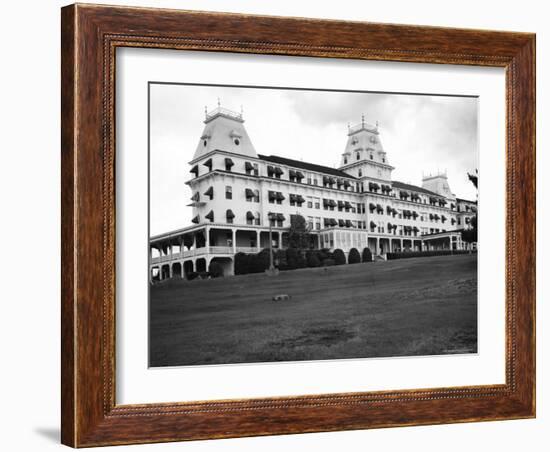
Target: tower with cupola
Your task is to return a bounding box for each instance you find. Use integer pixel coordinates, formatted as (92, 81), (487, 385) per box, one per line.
(339, 115), (394, 184)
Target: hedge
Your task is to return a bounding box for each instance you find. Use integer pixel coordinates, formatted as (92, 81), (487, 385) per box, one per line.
(386, 250), (473, 260)
(306, 251), (321, 268)
(348, 248), (361, 264)
(333, 249), (346, 265)
(208, 261), (224, 278)
(362, 247), (373, 263)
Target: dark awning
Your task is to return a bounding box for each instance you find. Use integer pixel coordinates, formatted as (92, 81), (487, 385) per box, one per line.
(224, 157), (234, 168)
(370, 221), (377, 228)
(328, 177), (336, 184)
(277, 213), (285, 221)
(274, 166), (283, 175)
(323, 176), (329, 184)
(441, 215), (447, 222)
(338, 200), (345, 208)
(276, 192), (285, 201)
(246, 211), (255, 220)
(387, 222), (393, 229)
(296, 195), (305, 203)
(204, 186), (214, 199)
(345, 220), (352, 227)
(226, 209), (235, 219)
(338, 219), (345, 227)
(289, 169), (296, 178)
(324, 218), (331, 226)
(369, 203), (376, 210)
(245, 161), (254, 171)
(205, 210), (214, 221)
(328, 199), (337, 207)
(343, 180), (351, 187)
(267, 165), (275, 175)
(191, 192), (200, 202)
(191, 215), (200, 224)
(296, 171), (305, 179)
(203, 158), (212, 168)
(345, 201), (352, 209)
(245, 188), (255, 198)
(190, 165), (199, 175)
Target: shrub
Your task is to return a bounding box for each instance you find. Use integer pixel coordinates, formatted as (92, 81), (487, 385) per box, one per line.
(306, 251), (321, 268)
(322, 258), (335, 266)
(362, 247), (373, 263)
(275, 249), (287, 268)
(250, 249), (271, 273)
(333, 249), (346, 265)
(296, 250), (307, 268)
(208, 261), (224, 278)
(234, 252), (249, 275)
(348, 248), (361, 264)
(187, 271), (199, 280)
(286, 248), (299, 270)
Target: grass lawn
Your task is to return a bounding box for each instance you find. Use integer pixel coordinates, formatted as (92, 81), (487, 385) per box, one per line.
(149, 254), (477, 367)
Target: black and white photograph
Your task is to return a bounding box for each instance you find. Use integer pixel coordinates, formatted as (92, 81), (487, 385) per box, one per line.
(148, 83), (479, 368)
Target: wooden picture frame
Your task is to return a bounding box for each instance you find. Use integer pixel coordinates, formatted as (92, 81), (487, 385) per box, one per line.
(61, 3), (536, 447)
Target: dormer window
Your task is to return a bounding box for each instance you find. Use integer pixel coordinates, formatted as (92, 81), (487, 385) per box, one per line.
(370, 154), (373, 160)
(203, 140), (207, 147)
(356, 152), (360, 160)
(234, 138), (240, 146)
(358, 169), (362, 177)
(344, 157), (348, 164)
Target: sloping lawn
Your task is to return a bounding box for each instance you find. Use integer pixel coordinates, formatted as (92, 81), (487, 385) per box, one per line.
(149, 254), (477, 366)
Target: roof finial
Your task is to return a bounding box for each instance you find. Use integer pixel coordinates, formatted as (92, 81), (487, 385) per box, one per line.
(361, 114), (365, 127)
(217, 97), (221, 107)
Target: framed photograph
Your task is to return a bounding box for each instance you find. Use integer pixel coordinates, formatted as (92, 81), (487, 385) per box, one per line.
(61, 4), (536, 447)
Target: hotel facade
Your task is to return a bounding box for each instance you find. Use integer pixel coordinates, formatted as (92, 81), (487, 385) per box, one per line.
(150, 106), (477, 280)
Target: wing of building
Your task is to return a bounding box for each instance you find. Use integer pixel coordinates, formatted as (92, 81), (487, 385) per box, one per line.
(150, 106), (477, 279)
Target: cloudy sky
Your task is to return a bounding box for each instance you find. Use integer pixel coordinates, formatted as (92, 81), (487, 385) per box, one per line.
(150, 83), (478, 236)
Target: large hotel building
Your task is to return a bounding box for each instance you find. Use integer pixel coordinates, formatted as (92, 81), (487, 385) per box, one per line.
(150, 105), (477, 279)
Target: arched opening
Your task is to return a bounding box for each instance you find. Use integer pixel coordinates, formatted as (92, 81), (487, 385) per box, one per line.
(196, 258), (207, 273)
(208, 257), (234, 277)
(150, 266), (160, 282)
(171, 262), (182, 278)
(161, 264), (170, 280)
(183, 261), (194, 278)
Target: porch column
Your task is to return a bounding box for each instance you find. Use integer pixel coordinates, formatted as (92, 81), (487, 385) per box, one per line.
(205, 227), (210, 250)
(317, 234), (321, 249)
(375, 237), (379, 255)
(232, 229), (236, 254)
(192, 233), (197, 251)
(278, 232), (282, 249)
(256, 230), (260, 251)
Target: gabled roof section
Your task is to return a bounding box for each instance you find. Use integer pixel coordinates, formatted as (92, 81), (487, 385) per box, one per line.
(392, 180), (444, 197)
(258, 154), (357, 180)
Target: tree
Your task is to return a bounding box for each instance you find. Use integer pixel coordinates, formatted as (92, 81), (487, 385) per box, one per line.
(362, 247), (373, 263)
(286, 248), (299, 269)
(288, 214), (312, 249)
(461, 170), (478, 246)
(333, 249), (346, 265)
(306, 251), (321, 268)
(348, 248), (361, 264)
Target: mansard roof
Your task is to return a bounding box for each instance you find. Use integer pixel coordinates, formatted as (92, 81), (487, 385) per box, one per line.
(392, 180), (444, 198)
(258, 154), (357, 180)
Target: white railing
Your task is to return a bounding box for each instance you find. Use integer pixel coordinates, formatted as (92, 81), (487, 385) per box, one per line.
(236, 247), (259, 254)
(209, 246), (233, 254)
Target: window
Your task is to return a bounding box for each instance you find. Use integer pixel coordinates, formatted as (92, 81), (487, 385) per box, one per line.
(344, 157), (348, 164)
(313, 178), (318, 186)
(234, 138), (240, 145)
(307, 176), (312, 184)
(315, 218), (321, 230)
(382, 158), (385, 163)
(314, 198), (320, 209)
(307, 216), (314, 230)
(254, 212), (260, 226)
(356, 152), (360, 160)
(225, 186), (232, 200)
(358, 169), (362, 177)
(370, 154), (373, 160)
(307, 196), (313, 208)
